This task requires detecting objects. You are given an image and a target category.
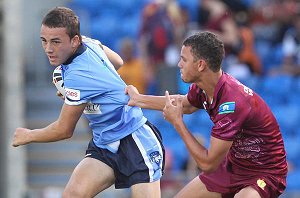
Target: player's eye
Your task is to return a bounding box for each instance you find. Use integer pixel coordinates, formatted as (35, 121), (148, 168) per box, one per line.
(52, 41), (61, 44)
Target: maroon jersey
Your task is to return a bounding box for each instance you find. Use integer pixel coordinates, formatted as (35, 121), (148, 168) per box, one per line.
(187, 73), (288, 177)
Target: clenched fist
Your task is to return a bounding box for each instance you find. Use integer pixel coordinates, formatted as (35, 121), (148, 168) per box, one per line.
(125, 85), (140, 106)
(163, 90), (183, 125)
(12, 127), (31, 147)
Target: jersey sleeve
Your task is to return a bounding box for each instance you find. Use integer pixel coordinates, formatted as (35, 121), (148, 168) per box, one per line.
(211, 91), (251, 141)
(63, 70), (105, 106)
(82, 36), (104, 50)
(187, 83), (205, 109)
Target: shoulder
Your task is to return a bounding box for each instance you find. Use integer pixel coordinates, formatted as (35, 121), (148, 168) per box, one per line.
(186, 83), (205, 108)
(62, 63), (92, 85)
(218, 74), (253, 107)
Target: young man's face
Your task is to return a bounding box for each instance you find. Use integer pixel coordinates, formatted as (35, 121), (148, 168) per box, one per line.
(178, 45), (200, 83)
(40, 25), (75, 66)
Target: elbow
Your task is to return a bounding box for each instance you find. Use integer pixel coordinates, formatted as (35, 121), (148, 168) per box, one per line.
(115, 59), (124, 70)
(64, 132), (73, 139)
(197, 161), (219, 174)
(55, 121), (74, 140)
(201, 164), (218, 174)
(184, 109), (193, 114)
(112, 55), (124, 70)
(60, 130), (73, 140)
(183, 107), (196, 114)
(119, 59), (124, 66)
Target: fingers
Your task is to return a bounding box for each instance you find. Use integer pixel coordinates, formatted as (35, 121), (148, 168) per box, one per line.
(56, 91), (65, 100)
(124, 85), (134, 94)
(125, 85), (139, 95)
(12, 142), (19, 147)
(165, 91), (180, 107)
(124, 86), (128, 94)
(165, 90), (172, 105)
(165, 90), (170, 99)
(12, 127), (30, 147)
(12, 129), (20, 147)
(176, 95), (183, 107)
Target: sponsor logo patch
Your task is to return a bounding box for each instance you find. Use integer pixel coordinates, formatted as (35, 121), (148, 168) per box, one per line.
(218, 102), (235, 114)
(65, 88), (80, 101)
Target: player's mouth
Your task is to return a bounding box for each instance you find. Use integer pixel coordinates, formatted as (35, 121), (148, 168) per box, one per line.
(48, 56), (56, 61)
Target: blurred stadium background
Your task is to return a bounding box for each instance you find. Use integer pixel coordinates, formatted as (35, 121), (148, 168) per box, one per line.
(1, 0), (300, 197)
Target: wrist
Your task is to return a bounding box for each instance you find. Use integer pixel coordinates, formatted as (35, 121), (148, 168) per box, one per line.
(173, 117), (184, 128)
(134, 94), (144, 107)
(26, 129), (34, 144)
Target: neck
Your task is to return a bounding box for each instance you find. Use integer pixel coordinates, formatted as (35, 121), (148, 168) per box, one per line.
(196, 70), (222, 101)
(63, 44), (86, 65)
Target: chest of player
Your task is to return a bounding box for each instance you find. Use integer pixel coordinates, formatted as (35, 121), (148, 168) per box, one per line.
(199, 91), (218, 120)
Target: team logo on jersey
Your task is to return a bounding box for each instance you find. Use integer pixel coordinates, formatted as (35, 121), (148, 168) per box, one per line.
(65, 88), (80, 101)
(218, 102), (235, 114)
(257, 179), (266, 190)
(149, 151), (162, 165)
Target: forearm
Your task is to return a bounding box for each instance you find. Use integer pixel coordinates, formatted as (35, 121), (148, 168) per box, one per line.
(28, 121), (72, 143)
(134, 94), (167, 111)
(173, 120), (214, 173)
(133, 94), (192, 111)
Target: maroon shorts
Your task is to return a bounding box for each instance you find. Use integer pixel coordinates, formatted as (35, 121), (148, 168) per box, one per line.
(199, 160), (287, 198)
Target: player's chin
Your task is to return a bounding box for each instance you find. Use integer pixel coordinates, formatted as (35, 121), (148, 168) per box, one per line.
(181, 76), (189, 83)
(50, 62), (61, 67)
(48, 59), (61, 67)
(183, 78), (193, 84)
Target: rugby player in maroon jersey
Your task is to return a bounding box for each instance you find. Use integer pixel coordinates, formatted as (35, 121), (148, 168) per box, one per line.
(126, 31), (287, 198)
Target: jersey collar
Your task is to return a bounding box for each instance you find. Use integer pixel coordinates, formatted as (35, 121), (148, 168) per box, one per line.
(63, 44), (87, 65)
(210, 72), (226, 109)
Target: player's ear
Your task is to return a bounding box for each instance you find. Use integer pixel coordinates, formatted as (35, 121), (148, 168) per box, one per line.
(71, 35), (80, 48)
(198, 59), (206, 72)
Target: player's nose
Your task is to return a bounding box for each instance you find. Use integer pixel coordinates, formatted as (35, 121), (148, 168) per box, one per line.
(44, 43), (54, 53)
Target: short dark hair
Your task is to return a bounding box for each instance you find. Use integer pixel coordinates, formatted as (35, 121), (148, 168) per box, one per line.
(183, 31), (225, 72)
(42, 7), (82, 42)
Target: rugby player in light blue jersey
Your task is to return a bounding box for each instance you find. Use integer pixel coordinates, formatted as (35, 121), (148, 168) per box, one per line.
(12, 7), (164, 198)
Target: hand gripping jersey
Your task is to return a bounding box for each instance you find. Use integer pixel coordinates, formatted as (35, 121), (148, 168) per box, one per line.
(187, 72), (288, 176)
(61, 38), (147, 147)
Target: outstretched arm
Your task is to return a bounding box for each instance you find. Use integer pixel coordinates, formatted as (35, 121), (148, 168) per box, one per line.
(12, 103), (85, 146)
(125, 85), (199, 114)
(163, 91), (232, 173)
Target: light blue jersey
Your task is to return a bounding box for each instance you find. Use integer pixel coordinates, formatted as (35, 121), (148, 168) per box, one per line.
(61, 38), (147, 147)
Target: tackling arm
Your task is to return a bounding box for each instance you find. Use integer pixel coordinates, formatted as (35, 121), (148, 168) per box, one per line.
(12, 103), (85, 146)
(125, 85), (199, 114)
